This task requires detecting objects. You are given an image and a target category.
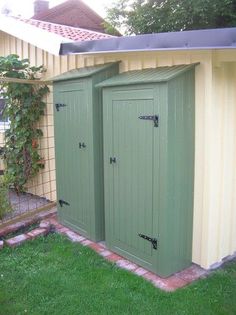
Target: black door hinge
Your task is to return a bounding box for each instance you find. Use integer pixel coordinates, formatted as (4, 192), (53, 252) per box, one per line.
(139, 115), (159, 127)
(55, 103), (67, 112)
(59, 199), (70, 207)
(138, 233), (158, 250)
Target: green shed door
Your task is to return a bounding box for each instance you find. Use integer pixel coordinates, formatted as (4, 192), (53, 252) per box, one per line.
(54, 81), (91, 235)
(104, 88), (158, 270)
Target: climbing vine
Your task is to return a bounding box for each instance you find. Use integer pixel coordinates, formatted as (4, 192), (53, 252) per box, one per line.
(0, 54), (49, 193)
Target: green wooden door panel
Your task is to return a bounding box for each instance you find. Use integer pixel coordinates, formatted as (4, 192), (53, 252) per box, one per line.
(103, 69), (195, 277)
(104, 87), (158, 270)
(54, 81), (91, 235)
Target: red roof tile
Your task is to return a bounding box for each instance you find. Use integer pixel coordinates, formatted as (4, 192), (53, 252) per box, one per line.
(14, 17), (114, 41)
(32, 0), (107, 33)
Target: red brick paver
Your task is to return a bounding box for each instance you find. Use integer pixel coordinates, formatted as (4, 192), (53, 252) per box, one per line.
(27, 228), (47, 240)
(134, 267), (148, 276)
(175, 264), (207, 283)
(88, 242), (104, 253)
(65, 231), (85, 242)
(160, 276), (189, 291)
(106, 253), (122, 262)
(116, 259), (138, 271)
(39, 220), (51, 230)
(5, 234), (29, 247)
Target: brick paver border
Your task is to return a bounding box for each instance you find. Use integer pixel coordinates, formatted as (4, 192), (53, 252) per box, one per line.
(0, 211), (210, 292)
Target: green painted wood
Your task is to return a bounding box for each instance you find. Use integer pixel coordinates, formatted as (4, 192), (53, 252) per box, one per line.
(54, 80), (92, 237)
(52, 62), (120, 82)
(103, 85), (158, 272)
(97, 64), (198, 88)
(103, 66), (195, 277)
(156, 69), (195, 276)
(53, 63), (119, 241)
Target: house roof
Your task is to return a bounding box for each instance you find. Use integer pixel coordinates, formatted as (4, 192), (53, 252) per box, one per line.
(0, 15), (114, 55)
(61, 27), (236, 55)
(32, 0), (109, 34)
(13, 17), (114, 42)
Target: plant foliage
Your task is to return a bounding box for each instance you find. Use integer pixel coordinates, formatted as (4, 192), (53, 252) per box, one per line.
(106, 0), (236, 34)
(0, 175), (12, 219)
(0, 54), (49, 193)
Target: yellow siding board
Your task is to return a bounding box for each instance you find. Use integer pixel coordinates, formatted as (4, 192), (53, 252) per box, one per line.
(10, 36), (16, 53)
(68, 55), (76, 70)
(60, 55), (68, 73)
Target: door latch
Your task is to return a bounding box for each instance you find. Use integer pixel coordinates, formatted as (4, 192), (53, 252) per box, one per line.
(59, 199), (70, 207)
(138, 115), (159, 127)
(79, 142), (86, 149)
(110, 157), (116, 164)
(138, 233), (158, 250)
(55, 103), (67, 112)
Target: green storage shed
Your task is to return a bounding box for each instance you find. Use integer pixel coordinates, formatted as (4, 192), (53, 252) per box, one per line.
(53, 62), (119, 241)
(98, 64), (196, 277)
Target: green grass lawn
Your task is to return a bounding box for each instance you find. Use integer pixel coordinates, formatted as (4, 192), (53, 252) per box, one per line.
(0, 234), (235, 315)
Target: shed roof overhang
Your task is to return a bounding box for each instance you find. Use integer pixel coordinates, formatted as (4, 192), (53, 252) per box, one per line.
(96, 64), (198, 88)
(51, 62), (120, 82)
(60, 27), (236, 55)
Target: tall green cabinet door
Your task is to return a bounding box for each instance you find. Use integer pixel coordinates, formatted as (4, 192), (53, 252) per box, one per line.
(53, 63), (120, 241)
(102, 86), (159, 272)
(99, 65), (196, 277)
(54, 81), (91, 235)
(112, 91), (157, 270)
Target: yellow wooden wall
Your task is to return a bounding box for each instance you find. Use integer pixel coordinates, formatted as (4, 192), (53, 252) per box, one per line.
(0, 30), (236, 269)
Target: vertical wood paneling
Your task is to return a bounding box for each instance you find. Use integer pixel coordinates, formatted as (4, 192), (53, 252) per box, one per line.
(85, 56), (95, 67)
(16, 38), (23, 56)
(60, 55), (68, 73)
(29, 45), (36, 66)
(22, 41), (29, 59)
(68, 55), (76, 70)
(54, 56), (61, 76)
(209, 62), (236, 266)
(10, 36), (16, 53)
(36, 47), (43, 66)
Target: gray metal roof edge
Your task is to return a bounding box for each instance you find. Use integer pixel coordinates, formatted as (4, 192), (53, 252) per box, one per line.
(60, 27), (236, 55)
(96, 64), (199, 88)
(51, 61), (121, 82)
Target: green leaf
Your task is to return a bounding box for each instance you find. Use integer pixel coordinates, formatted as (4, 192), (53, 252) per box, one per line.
(0, 55), (49, 193)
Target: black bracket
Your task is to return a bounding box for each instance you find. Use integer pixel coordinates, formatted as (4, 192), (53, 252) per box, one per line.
(138, 233), (158, 250)
(139, 115), (159, 127)
(55, 103), (67, 112)
(59, 199), (70, 207)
